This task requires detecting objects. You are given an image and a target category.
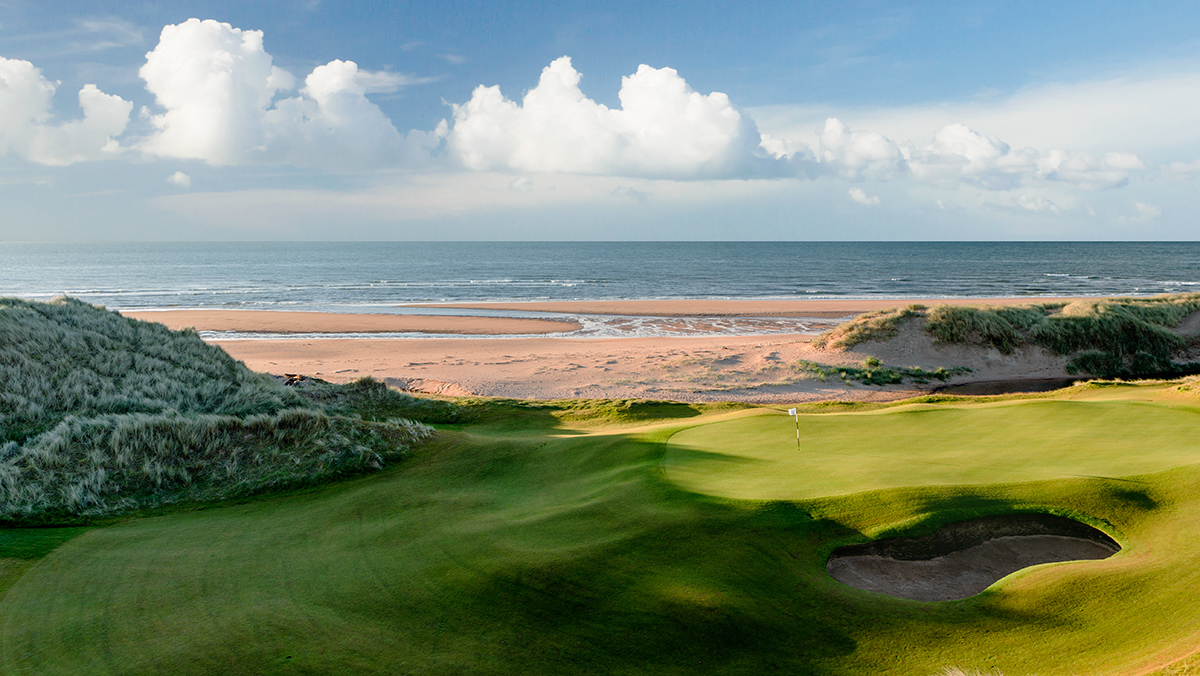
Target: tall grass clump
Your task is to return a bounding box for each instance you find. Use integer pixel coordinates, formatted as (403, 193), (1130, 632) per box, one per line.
(0, 297), (434, 522)
(811, 305), (926, 350)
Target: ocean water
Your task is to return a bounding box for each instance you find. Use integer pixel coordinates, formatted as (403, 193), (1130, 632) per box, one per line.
(2, 241), (1198, 338)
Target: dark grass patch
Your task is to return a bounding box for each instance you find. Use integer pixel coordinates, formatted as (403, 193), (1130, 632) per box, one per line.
(797, 359), (970, 386)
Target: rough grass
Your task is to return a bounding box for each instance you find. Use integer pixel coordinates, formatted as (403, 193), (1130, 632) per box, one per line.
(0, 297), (435, 523)
(812, 304), (926, 349)
(812, 294), (1200, 379)
(4, 385), (1200, 674)
(797, 358), (969, 385)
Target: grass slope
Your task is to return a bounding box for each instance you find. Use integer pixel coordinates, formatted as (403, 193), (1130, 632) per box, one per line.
(3, 385), (1200, 674)
(0, 297), (434, 522)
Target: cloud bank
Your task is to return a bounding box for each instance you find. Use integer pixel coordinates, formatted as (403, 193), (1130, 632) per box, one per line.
(0, 56), (131, 165)
(0, 17), (1159, 197)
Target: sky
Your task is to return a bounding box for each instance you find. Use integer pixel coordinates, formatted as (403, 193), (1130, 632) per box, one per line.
(1, 0), (1199, 241)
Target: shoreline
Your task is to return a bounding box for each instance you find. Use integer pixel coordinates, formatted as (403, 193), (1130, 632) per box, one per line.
(128, 297), (1100, 404)
(407, 297), (1084, 318)
(120, 309), (582, 336)
(125, 296), (1085, 334)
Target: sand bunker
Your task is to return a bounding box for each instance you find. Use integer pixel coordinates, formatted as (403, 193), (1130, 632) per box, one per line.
(827, 514), (1119, 602)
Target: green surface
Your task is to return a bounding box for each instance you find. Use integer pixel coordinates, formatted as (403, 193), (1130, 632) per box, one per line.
(665, 398), (1200, 501)
(3, 387), (1200, 674)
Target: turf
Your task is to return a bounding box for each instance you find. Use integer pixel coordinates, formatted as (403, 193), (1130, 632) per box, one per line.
(3, 387), (1200, 674)
(665, 397), (1200, 501)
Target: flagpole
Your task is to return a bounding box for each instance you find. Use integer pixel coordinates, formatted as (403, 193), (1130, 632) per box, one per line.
(788, 407), (799, 450)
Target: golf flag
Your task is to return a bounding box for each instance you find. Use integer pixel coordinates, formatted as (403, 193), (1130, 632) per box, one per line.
(787, 408), (797, 415)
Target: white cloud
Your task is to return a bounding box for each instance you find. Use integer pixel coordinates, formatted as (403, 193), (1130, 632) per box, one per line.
(785, 117), (1143, 191)
(446, 56), (781, 179)
(847, 187), (880, 206)
(1166, 159), (1200, 176)
(167, 171), (191, 188)
(816, 119), (903, 180)
(139, 18), (438, 168)
(982, 194), (1064, 216)
(750, 66), (1200, 157)
(1135, 201), (1161, 218)
(354, 68), (432, 94)
(0, 56), (131, 165)
(139, 19), (294, 165)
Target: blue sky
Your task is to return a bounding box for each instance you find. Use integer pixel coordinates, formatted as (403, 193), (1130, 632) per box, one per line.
(2, 1), (1199, 240)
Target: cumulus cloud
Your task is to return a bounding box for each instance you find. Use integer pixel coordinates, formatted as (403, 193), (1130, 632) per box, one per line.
(786, 118), (1143, 191)
(167, 171), (191, 188)
(446, 56), (781, 179)
(847, 187), (880, 206)
(139, 18), (438, 168)
(0, 56), (131, 165)
(816, 119), (903, 180)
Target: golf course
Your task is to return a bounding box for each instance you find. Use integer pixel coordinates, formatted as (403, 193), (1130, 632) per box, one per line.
(4, 297), (1200, 674)
(1, 383), (1199, 674)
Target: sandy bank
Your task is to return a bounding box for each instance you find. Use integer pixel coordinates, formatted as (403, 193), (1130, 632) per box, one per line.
(217, 334), (917, 404)
(409, 297), (1082, 319)
(121, 310), (581, 335)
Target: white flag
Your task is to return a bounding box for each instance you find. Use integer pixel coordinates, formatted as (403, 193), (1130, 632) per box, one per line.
(787, 408), (797, 415)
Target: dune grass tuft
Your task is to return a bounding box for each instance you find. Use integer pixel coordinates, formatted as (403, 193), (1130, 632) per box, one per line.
(811, 304), (926, 350)
(0, 297), (435, 523)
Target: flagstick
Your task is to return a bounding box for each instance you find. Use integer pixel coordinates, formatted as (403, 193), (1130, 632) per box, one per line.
(787, 407), (799, 451)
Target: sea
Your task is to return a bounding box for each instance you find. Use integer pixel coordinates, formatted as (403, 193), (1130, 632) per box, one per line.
(3, 241), (1198, 339)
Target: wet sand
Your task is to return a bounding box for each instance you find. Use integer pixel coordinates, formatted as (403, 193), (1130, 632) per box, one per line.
(409, 298), (1080, 319)
(120, 310), (581, 335)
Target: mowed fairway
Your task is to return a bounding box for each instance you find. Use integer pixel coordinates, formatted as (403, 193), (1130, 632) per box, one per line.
(3, 386), (1200, 674)
(665, 396), (1200, 501)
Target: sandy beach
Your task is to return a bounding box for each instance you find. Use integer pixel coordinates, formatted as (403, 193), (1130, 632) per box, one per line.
(119, 297), (1094, 404)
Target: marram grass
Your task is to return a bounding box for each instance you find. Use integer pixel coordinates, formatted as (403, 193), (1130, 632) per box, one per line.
(0, 297), (434, 522)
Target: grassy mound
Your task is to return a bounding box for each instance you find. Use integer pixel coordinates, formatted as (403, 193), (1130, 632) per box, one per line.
(814, 294), (1200, 379)
(0, 297), (434, 522)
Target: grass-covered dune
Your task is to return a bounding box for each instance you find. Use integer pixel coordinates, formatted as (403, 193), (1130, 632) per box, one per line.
(813, 293), (1200, 379)
(0, 297), (437, 522)
(3, 380), (1200, 674)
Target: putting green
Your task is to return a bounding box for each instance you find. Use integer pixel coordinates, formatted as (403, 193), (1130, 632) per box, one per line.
(665, 398), (1200, 500)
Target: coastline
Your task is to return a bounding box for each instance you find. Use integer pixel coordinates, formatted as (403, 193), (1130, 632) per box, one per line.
(120, 309), (582, 335)
(215, 333), (917, 404)
(118, 295), (1097, 404)
(407, 297), (1083, 318)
